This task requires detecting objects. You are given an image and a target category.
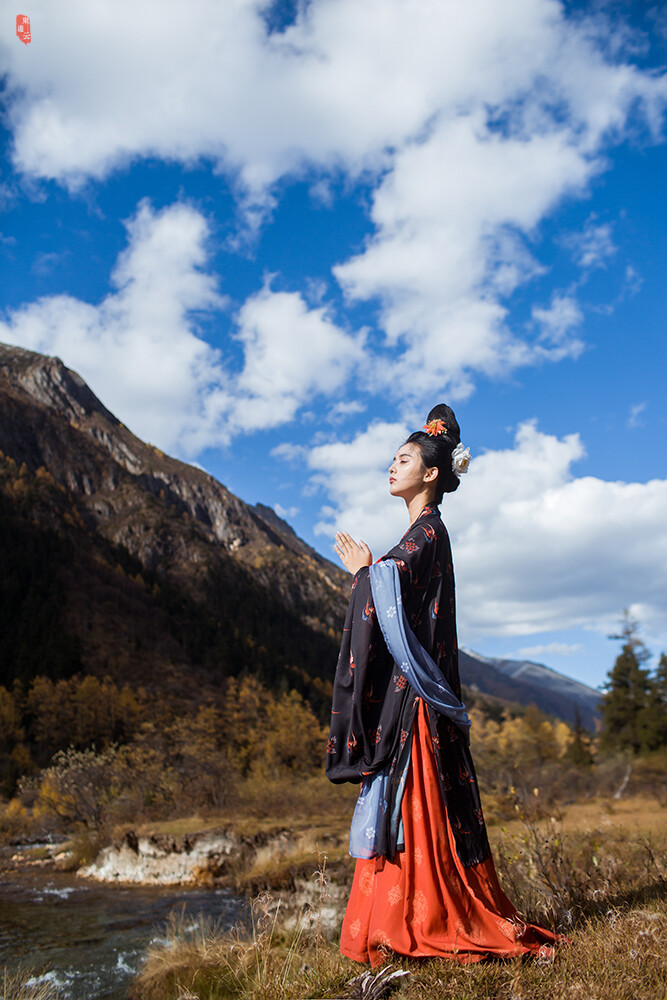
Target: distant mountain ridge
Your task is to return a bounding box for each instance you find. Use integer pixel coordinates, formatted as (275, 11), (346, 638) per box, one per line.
(459, 649), (600, 730)
(0, 342), (600, 727)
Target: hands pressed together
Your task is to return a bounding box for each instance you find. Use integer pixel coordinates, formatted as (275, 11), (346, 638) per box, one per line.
(334, 531), (373, 575)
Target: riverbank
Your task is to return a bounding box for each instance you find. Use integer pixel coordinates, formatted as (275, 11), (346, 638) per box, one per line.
(0, 804), (353, 1000)
(1, 785), (358, 939)
(6, 789), (665, 887)
(75, 820), (352, 935)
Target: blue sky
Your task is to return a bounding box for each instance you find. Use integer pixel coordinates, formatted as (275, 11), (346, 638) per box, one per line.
(1, 0), (666, 691)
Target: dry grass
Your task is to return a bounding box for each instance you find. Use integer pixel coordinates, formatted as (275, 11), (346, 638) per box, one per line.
(124, 790), (667, 867)
(130, 809), (667, 1000)
(129, 900), (667, 1000)
(117, 774), (358, 844)
(499, 793), (667, 838)
(382, 903), (667, 999)
(130, 880), (352, 1000)
(119, 774), (357, 897)
(0, 969), (62, 1000)
(222, 774), (358, 839)
(232, 842), (350, 896)
(494, 822), (665, 928)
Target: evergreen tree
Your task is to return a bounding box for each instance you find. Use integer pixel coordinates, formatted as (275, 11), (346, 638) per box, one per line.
(564, 706), (594, 766)
(600, 613), (652, 754)
(643, 652), (667, 751)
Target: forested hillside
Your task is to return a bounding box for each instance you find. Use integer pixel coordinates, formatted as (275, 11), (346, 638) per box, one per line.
(0, 343), (348, 695)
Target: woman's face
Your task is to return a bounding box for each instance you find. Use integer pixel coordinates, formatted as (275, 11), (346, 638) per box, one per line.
(388, 442), (436, 500)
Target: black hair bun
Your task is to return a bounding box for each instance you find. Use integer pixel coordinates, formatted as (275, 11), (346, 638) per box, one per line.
(425, 403), (460, 445)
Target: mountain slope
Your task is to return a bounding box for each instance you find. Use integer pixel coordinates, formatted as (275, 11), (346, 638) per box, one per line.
(0, 343), (348, 710)
(0, 344), (347, 620)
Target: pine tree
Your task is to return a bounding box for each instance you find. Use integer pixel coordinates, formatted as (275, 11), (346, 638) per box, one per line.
(564, 706), (594, 766)
(600, 613), (652, 754)
(643, 652), (667, 751)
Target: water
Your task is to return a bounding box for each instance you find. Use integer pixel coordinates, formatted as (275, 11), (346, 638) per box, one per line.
(0, 858), (247, 1000)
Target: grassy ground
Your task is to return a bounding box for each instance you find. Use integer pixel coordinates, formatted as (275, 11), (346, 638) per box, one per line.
(128, 795), (667, 1000)
(0, 970), (61, 1000)
(129, 895), (667, 1000)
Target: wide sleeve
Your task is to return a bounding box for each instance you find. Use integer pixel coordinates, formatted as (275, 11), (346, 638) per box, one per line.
(325, 565), (406, 783)
(325, 512), (444, 785)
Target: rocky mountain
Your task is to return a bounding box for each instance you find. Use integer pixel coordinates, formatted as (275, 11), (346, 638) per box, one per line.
(459, 649), (600, 730)
(0, 342), (600, 727)
(0, 342), (348, 711)
(0, 343), (345, 614)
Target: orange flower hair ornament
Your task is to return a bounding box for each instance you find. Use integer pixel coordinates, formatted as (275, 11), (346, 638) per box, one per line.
(422, 419), (447, 436)
(421, 421), (472, 477)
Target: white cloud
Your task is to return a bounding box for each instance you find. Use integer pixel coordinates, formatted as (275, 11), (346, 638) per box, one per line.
(328, 400), (366, 424)
(274, 502), (299, 520)
(628, 401), (647, 428)
(564, 217), (617, 269)
(311, 420), (410, 553)
(532, 294), (585, 352)
(30, 251), (64, 276)
(333, 112), (609, 400)
(515, 643), (583, 659)
(271, 442), (308, 463)
(623, 264), (644, 297)
(229, 282), (365, 433)
(308, 419), (667, 640)
(0, 199), (364, 454)
(5, 0), (663, 191)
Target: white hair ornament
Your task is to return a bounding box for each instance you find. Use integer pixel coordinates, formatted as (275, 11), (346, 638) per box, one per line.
(451, 442), (471, 477)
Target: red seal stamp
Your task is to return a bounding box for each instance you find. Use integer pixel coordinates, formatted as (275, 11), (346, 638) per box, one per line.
(16, 14), (31, 45)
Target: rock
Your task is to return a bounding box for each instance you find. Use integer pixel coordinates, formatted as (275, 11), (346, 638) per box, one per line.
(78, 831), (236, 885)
(125, 830), (139, 854)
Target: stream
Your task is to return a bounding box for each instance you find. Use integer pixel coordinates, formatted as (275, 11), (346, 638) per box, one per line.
(0, 852), (247, 1000)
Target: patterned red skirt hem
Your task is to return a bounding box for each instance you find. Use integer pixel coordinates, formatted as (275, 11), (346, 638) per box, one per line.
(340, 699), (562, 967)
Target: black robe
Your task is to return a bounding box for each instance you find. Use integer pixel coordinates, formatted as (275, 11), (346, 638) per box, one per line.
(326, 504), (490, 867)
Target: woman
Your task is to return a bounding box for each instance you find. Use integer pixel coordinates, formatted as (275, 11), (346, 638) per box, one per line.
(326, 403), (559, 967)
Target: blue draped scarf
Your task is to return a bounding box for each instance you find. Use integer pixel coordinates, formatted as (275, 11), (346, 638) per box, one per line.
(349, 558), (471, 858)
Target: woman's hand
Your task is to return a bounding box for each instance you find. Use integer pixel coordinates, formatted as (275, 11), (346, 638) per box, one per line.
(334, 531), (373, 575)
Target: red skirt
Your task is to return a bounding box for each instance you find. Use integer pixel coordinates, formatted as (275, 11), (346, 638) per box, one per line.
(341, 700), (561, 966)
